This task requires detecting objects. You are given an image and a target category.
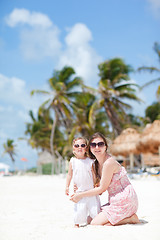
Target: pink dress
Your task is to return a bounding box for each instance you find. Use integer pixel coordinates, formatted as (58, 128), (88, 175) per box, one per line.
(101, 166), (138, 225)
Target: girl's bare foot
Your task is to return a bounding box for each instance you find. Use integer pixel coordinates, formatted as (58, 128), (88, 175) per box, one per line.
(74, 224), (79, 228)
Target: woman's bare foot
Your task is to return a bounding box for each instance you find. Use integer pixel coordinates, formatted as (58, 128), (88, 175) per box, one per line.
(130, 214), (140, 224)
(104, 222), (113, 226)
(114, 214), (140, 226)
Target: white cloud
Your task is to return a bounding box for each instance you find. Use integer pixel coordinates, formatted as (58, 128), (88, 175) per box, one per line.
(146, 0), (160, 18)
(5, 8), (61, 60)
(57, 23), (102, 86)
(0, 74), (26, 105)
(20, 27), (61, 60)
(0, 73), (48, 169)
(0, 73), (48, 116)
(5, 8), (52, 28)
(65, 23), (93, 46)
(1, 9), (104, 169)
(5, 10), (102, 84)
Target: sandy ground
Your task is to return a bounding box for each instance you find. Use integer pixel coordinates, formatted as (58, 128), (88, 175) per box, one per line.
(0, 174), (160, 240)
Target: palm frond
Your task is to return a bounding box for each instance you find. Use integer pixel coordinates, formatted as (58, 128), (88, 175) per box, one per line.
(30, 90), (50, 96)
(140, 78), (160, 90)
(115, 83), (140, 91)
(137, 66), (160, 73)
(118, 92), (142, 102)
(156, 85), (160, 101)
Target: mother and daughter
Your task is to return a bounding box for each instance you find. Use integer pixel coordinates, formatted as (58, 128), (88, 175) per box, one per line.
(65, 132), (140, 227)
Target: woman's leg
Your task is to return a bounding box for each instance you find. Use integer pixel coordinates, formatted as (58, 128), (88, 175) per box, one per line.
(114, 214), (140, 226)
(91, 212), (110, 225)
(91, 212), (140, 226)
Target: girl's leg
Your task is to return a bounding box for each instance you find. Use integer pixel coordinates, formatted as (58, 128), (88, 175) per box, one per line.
(91, 212), (110, 225)
(87, 216), (92, 224)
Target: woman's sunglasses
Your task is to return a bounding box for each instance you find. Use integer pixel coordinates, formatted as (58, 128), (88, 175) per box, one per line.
(90, 141), (105, 148)
(74, 144), (86, 148)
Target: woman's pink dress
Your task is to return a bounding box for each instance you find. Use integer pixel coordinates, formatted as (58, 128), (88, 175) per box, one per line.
(101, 166), (138, 225)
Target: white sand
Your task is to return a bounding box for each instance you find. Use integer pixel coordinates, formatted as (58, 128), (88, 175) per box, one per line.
(0, 174), (160, 240)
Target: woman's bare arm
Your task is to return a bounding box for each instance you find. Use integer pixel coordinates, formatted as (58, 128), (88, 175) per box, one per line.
(70, 160), (116, 202)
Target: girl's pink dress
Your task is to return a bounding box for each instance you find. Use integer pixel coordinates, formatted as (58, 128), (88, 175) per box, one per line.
(101, 166), (138, 225)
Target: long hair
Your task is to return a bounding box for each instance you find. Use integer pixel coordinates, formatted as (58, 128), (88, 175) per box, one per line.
(87, 132), (108, 182)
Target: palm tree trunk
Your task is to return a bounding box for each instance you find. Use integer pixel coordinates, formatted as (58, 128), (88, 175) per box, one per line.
(9, 153), (15, 163)
(50, 111), (58, 175)
(104, 101), (122, 135)
(9, 153), (16, 172)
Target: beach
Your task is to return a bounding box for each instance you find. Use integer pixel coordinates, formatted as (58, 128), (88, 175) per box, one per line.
(0, 174), (160, 240)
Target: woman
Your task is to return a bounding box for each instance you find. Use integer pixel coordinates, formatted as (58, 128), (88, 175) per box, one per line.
(70, 132), (140, 226)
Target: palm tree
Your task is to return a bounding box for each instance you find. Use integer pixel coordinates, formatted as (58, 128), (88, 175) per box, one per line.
(25, 108), (67, 156)
(138, 42), (160, 100)
(98, 58), (141, 135)
(3, 139), (17, 169)
(31, 66), (83, 164)
(25, 109), (53, 151)
(69, 91), (110, 140)
(62, 91), (110, 157)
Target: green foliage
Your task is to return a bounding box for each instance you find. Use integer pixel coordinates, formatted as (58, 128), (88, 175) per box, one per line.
(145, 102), (160, 122)
(42, 163), (52, 175)
(3, 139), (17, 163)
(27, 167), (37, 173)
(25, 57), (157, 161)
(98, 58), (140, 135)
(138, 42), (160, 100)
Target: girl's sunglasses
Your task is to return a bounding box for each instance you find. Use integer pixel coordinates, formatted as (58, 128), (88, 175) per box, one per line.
(74, 144), (86, 148)
(90, 142), (105, 148)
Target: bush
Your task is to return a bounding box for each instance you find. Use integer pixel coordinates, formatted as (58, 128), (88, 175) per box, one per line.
(26, 167), (37, 173)
(42, 163), (52, 175)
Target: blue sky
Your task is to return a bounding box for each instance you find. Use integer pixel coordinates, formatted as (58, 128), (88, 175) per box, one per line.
(0, 0), (159, 170)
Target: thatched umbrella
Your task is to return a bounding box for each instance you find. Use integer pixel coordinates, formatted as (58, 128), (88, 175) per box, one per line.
(136, 120), (160, 154)
(37, 150), (53, 174)
(110, 128), (140, 169)
(136, 120), (160, 166)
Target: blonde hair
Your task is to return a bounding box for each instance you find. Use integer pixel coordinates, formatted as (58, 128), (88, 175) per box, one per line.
(72, 137), (88, 157)
(72, 137), (88, 146)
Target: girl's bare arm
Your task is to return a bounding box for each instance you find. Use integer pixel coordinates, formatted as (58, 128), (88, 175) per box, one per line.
(65, 161), (73, 195)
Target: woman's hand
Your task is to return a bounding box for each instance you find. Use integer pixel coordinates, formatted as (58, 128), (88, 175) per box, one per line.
(70, 193), (82, 203)
(74, 183), (78, 193)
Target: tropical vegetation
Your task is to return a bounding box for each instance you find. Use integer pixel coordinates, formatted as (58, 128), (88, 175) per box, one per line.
(138, 42), (160, 101)
(2, 43), (159, 174)
(2, 139), (17, 169)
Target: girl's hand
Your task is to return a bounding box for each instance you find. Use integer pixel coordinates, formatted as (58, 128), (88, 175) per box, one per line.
(70, 193), (82, 203)
(65, 187), (69, 196)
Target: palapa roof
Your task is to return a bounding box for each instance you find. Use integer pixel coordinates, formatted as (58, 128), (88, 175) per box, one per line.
(110, 128), (140, 157)
(37, 150), (53, 165)
(136, 120), (160, 154)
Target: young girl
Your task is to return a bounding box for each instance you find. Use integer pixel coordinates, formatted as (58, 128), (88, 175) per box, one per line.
(65, 137), (100, 227)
